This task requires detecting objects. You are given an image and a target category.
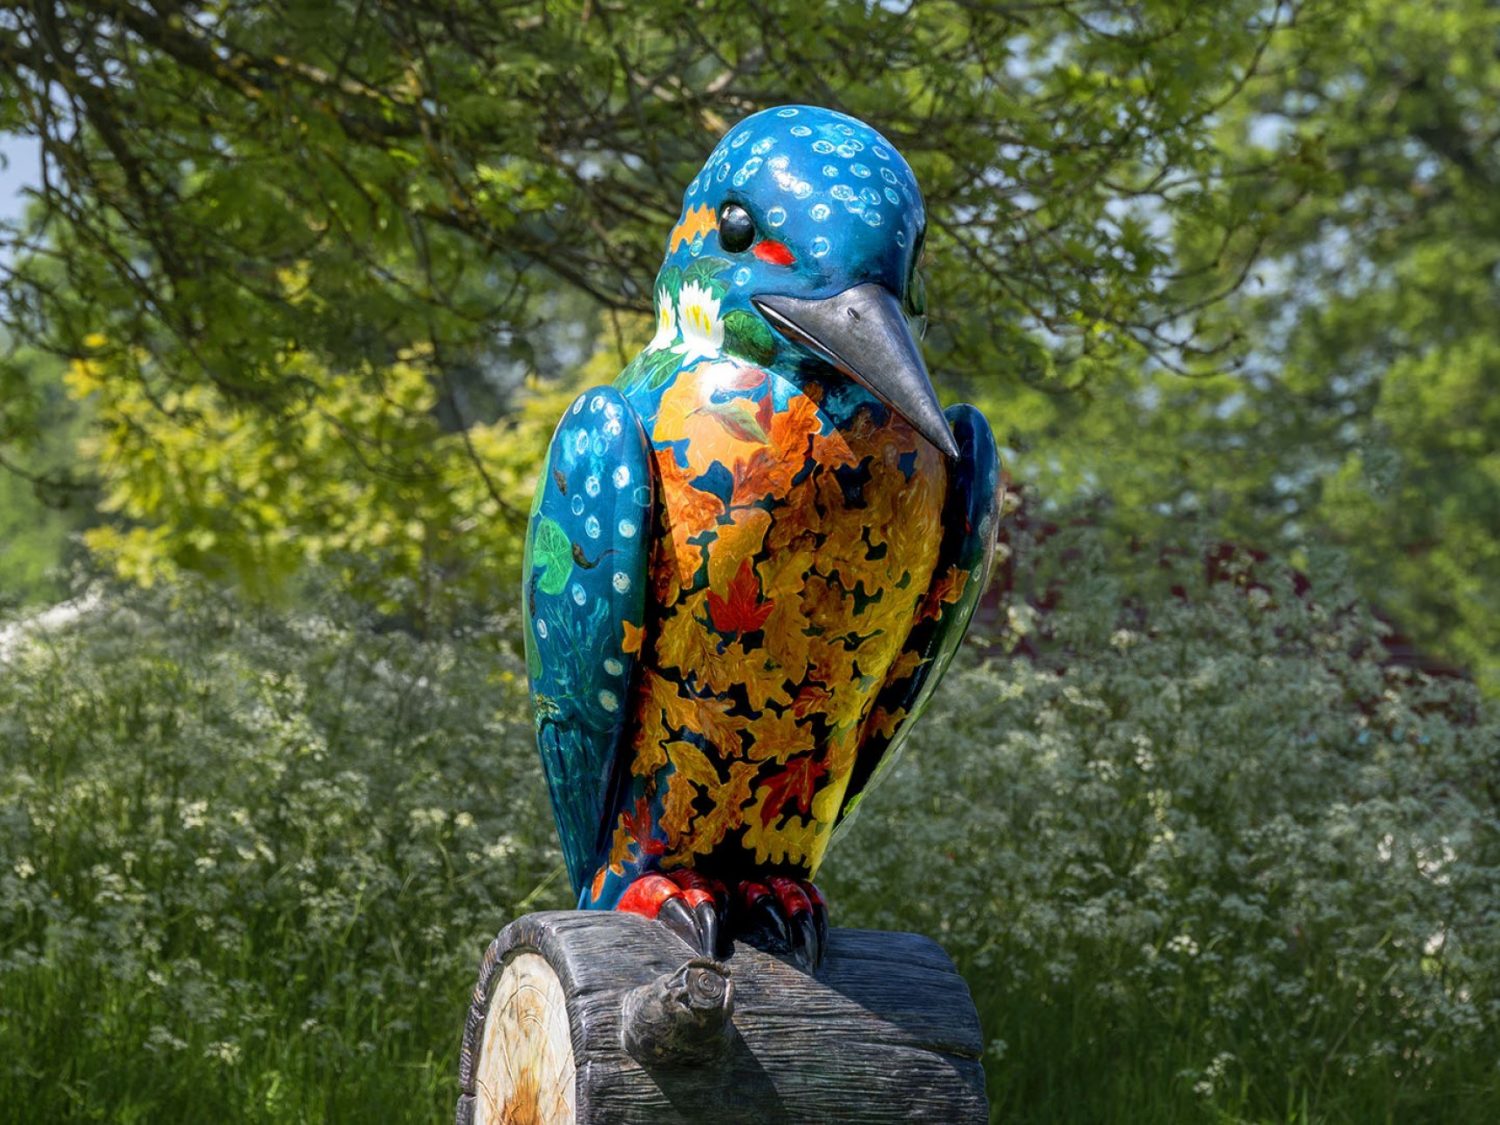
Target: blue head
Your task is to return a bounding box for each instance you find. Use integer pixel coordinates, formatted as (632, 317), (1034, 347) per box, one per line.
(652, 105), (955, 458)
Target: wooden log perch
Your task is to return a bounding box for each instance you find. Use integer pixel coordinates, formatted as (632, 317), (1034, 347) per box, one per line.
(456, 910), (988, 1124)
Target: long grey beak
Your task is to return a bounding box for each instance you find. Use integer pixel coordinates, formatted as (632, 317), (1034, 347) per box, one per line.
(753, 283), (959, 461)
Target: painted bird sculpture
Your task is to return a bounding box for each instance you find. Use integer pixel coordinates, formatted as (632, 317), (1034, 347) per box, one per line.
(523, 105), (1000, 970)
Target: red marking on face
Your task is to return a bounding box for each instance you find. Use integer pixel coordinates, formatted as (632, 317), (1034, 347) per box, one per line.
(753, 239), (796, 266)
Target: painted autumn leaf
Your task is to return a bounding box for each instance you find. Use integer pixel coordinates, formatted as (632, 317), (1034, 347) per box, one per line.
(656, 589), (720, 673)
(809, 427), (861, 474)
(604, 816), (636, 876)
(658, 745), (758, 860)
(659, 738), (723, 846)
(706, 558), (775, 635)
(622, 796), (666, 856)
(768, 392), (823, 454)
(706, 507), (771, 594)
(887, 646), (929, 685)
(621, 619), (645, 654)
(646, 669), (744, 754)
(655, 453), (725, 584)
(631, 722), (669, 777)
(755, 753), (830, 826)
(667, 207), (715, 254)
(709, 364), (768, 394)
(919, 565), (971, 623)
(695, 639), (781, 705)
(691, 399), (769, 444)
(861, 705), (909, 744)
(742, 792), (824, 868)
(731, 444), (800, 505)
(741, 706), (816, 765)
(793, 684), (832, 720)
(654, 373), (765, 476)
(606, 797), (665, 876)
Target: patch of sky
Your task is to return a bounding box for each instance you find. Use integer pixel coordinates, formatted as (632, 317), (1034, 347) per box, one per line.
(1246, 113), (1295, 150)
(0, 132), (42, 264)
(1212, 393), (1245, 420)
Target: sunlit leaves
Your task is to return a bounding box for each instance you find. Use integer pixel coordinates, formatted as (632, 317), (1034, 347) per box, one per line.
(0, 0), (1301, 619)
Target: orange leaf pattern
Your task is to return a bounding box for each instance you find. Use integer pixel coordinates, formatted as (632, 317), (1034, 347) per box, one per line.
(618, 358), (947, 882)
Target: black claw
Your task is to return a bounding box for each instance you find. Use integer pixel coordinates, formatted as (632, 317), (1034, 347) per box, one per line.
(658, 897), (700, 951)
(791, 910), (821, 971)
(745, 896), (793, 952)
(812, 900), (830, 960)
(693, 900), (721, 960)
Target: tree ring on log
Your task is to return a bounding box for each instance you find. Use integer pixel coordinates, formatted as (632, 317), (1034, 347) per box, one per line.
(471, 949), (576, 1124)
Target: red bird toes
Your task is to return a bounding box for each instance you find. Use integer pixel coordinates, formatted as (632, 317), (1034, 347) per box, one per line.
(667, 870), (726, 959)
(616, 871), (725, 959)
(736, 876), (829, 970)
(617, 871), (828, 969)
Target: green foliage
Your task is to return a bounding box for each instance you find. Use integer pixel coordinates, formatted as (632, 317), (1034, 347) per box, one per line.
(3, 520), (1496, 1122)
(1223, 0), (1500, 693)
(63, 338), (549, 613)
(988, 0), (1500, 691)
(1, 3), (1497, 1116)
(0, 465), (77, 607)
(0, 0), (1290, 612)
(0, 577), (565, 1122)
(0, 346), (94, 607)
(827, 519), (1500, 1122)
(1, 0), (1495, 684)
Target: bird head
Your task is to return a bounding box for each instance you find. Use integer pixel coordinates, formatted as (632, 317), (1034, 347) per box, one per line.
(651, 105), (956, 459)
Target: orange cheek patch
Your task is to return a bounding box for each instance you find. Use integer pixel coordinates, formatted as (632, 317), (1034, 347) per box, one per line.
(754, 239), (796, 266)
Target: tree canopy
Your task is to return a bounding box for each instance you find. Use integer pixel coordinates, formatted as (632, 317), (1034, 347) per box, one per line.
(1, 0), (1495, 684)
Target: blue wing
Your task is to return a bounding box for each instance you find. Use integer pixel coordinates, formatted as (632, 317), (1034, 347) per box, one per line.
(835, 403), (1002, 830)
(522, 387), (655, 897)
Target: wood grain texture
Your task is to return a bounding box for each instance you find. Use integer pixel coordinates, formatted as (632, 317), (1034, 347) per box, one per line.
(471, 952), (576, 1124)
(457, 911), (987, 1124)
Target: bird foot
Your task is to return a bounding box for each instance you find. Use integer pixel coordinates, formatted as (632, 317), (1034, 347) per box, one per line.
(615, 872), (830, 971)
(616, 870), (727, 960)
(735, 876), (829, 971)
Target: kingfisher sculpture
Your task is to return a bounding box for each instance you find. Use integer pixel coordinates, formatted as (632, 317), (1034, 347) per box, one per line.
(523, 105), (1000, 970)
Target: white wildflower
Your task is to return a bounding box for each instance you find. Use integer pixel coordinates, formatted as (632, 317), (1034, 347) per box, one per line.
(1166, 933), (1200, 957)
(179, 799), (208, 829)
(205, 1040), (241, 1065)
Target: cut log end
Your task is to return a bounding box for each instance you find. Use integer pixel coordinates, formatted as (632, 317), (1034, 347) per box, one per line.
(468, 951), (575, 1125)
(620, 957), (734, 1066)
(457, 911), (988, 1124)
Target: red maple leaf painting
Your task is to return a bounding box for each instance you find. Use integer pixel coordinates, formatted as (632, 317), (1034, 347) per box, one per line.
(758, 754), (829, 826)
(623, 796), (666, 856)
(706, 558), (775, 635)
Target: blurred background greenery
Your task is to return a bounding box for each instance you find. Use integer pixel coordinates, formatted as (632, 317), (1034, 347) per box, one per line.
(1, 1), (1496, 1121)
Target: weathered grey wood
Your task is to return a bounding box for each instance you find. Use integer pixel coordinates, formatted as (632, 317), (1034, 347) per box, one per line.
(457, 911), (988, 1124)
(620, 956), (735, 1066)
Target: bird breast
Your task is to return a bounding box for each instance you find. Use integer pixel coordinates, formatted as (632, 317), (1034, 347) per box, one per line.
(620, 359), (948, 876)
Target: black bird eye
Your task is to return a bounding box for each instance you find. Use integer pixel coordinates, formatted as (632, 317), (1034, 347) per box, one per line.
(718, 204), (756, 253)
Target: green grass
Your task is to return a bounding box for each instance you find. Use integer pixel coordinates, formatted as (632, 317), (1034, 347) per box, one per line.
(0, 584), (570, 1122)
(3, 552), (1498, 1122)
